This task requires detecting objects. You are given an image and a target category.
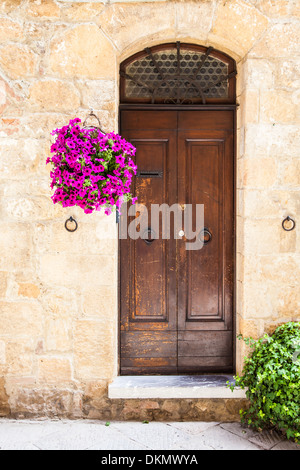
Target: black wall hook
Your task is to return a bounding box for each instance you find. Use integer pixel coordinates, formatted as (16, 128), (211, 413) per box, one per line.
(82, 109), (106, 134)
(65, 216), (78, 232)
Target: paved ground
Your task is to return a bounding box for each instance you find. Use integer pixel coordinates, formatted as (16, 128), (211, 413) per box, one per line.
(0, 419), (299, 450)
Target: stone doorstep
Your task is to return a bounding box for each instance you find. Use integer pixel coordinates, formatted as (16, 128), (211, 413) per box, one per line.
(108, 375), (247, 400)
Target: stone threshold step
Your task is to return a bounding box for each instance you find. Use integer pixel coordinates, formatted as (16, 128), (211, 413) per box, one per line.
(108, 375), (246, 399)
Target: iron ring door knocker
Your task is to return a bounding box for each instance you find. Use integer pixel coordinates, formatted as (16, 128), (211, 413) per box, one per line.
(142, 227), (156, 245)
(282, 216), (296, 232)
(199, 227), (212, 245)
(65, 216), (78, 233)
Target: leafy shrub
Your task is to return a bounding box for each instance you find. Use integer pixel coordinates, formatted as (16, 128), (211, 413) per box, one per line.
(229, 322), (300, 441)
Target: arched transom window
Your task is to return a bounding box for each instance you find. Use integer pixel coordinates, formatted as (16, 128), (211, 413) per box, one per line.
(120, 42), (236, 105)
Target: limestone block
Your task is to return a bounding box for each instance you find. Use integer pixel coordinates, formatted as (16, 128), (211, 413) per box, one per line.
(249, 24), (300, 58)
(235, 338), (252, 374)
(0, 223), (32, 271)
(0, 18), (23, 43)
(28, 80), (80, 112)
(31, 222), (50, 256)
(39, 253), (116, 289)
(27, 0), (61, 18)
(0, 0), (22, 14)
(0, 272), (8, 298)
(17, 113), (70, 139)
(0, 301), (43, 338)
(49, 220), (117, 256)
(81, 287), (117, 319)
(38, 358), (72, 384)
(279, 227), (297, 254)
(39, 287), (78, 320)
(244, 59), (275, 90)
(3, 196), (60, 221)
(238, 318), (265, 339)
(260, 90), (300, 124)
(0, 341), (6, 365)
(0, 377), (9, 417)
(283, 158), (300, 187)
(244, 124), (300, 158)
(291, 1), (300, 18)
(275, 60), (300, 89)
(255, 0), (290, 17)
(241, 157), (277, 188)
(0, 44), (38, 79)
(76, 79), (115, 110)
(98, 3), (176, 52)
(238, 90), (259, 125)
(243, 219), (280, 254)
(84, 379), (107, 396)
(210, 0), (269, 57)
(235, 257), (244, 296)
(236, 189), (244, 217)
(0, 117), (21, 138)
(243, 281), (278, 319)
(61, 1), (105, 21)
(44, 316), (72, 352)
(175, 1), (215, 40)
(0, 78), (22, 117)
(236, 215), (244, 254)
(4, 340), (35, 376)
(74, 320), (115, 380)
(7, 386), (73, 417)
(236, 127), (244, 158)
(243, 189), (299, 219)
(276, 287), (300, 320)
(49, 24), (116, 79)
(236, 60), (246, 97)
(0, 81), (6, 107)
(244, 254), (300, 287)
(236, 157), (243, 189)
(18, 283), (40, 298)
(0, 138), (41, 179)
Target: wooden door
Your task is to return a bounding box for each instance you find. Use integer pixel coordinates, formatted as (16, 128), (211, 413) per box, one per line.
(120, 109), (234, 374)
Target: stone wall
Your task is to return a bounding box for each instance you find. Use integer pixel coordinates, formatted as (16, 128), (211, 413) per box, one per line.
(0, 0), (299, 418)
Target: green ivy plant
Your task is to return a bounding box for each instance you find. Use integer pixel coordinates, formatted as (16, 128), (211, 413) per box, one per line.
(229, 322), (300, 442)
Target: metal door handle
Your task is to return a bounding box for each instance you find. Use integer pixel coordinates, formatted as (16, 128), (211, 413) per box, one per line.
(199, 228), (212, 244)
(143, 227), (156, 245)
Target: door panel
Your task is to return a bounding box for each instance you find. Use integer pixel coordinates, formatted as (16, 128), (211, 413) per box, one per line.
(133, 139), (168, 322)
(120, 127), (177, 374)
(177, 130), (234, 330)
(120, 110), (234, 374)
(182, 138), (225, 321)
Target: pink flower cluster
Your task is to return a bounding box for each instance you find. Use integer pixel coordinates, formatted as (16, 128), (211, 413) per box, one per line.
(47, 118), (137, 215)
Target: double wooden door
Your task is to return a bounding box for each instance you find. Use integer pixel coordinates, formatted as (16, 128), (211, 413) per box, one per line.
(120, 109), (234, 374)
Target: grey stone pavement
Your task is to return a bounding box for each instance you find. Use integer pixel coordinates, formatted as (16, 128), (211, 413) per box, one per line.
(0, 419), (299, 450)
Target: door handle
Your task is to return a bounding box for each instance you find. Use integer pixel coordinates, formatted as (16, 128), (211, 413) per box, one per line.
(199, 228), (212, 245)
(142, 227), (156, 245)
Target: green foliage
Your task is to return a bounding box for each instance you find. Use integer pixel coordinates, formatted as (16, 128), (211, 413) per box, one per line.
(229, 322), (300, 442)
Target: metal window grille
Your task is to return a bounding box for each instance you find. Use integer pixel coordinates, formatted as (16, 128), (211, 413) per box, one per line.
(120, 42), (236, 105)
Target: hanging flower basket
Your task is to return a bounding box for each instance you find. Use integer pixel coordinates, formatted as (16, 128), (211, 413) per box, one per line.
(46, 115), (137, 215)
